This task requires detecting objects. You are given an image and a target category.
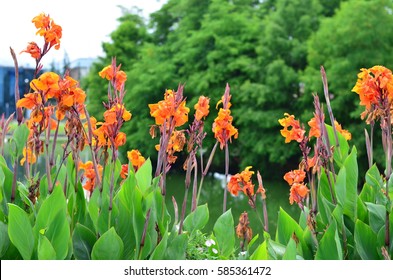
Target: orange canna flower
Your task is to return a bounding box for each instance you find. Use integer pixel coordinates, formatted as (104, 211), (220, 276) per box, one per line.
(30, 72), (60, 99)
(352, 65), (393, 110)
(227, 166), (255, 196)
(99, 65), (127, 91)
(149, 89), (190, 127)
(194, 96), (210, 121)
(114, 132), (126, 148)
(279, 113), (305, 143)
(212, 108), (238, 149)
(79, 161), (103, 192)
(120, 164), (129, 179)
(16, 93), (42, 109)
(127, 149), (146, 171)
(20, 42), (41, 59)
(283, 169), (306, 186)
(32, 13), (62, 50)
(308, 117), (321, 138)
(20, 146), (37, 165)
(334, 120), (351, 141)
(289, 183), (309, 205)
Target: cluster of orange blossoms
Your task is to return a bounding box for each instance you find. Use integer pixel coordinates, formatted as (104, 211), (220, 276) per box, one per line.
(149, 89), (190, 128)
(194, 96), (210, 121)
(283, 169), (309, 205)
(352, 65), (393, 123)
(21, 13), (62, 59)
(278, 113), (305, 143)
(91, 64), (131, 149)
(79, 161), (103, 192)
(16, 71), (86, 165)
(120, 149), (146, 179)
(212, 85), (238, 149)
(227, 166), (265, 199)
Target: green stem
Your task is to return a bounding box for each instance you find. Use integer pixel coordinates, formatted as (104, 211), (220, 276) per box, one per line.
(223, 144), (229, 213)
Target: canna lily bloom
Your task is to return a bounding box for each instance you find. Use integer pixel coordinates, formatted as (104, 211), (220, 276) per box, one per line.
(20, 146), (37, 165)
(79, 161), (103, 192)
(32, 13), (62, 50)
(30, 72), (60, 99)
(16, 93), (42, 109)
(99, 64), (127, 91)
(334, 120), (351, 141)
(279, 113), (305, 143)
(127, 149), (146, 171)
(227, 166), (255, 196)
(289, 182), (309, 205)
(149, 89), (190, 127)
(212, 108), (238, 149)
(352, 65), (393, 110)
(194, 95), (210, 121)
(120, 164), (129, 179)
(104, 104), (132, 124)
(20, 42), (41, 59)
(283, 169), (306, 186)
(114, 132), (126, 148)
(308, 117), (321, 138)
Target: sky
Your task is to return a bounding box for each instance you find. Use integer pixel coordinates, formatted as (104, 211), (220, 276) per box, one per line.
(0, 0), (165, 67)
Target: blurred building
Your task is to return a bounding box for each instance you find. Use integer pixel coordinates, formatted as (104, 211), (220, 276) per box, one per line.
(0, 65), (35, 117)
(69, 58), (96, 81)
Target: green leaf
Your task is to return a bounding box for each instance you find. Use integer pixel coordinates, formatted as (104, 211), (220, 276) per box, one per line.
(365, 165), (387, 204)
(91, 227), (124, 260)
(183, 204), (209, 233)
(0, 158), (14, 207)
(365, 202), (385, 234)
(88, 188), (100, 233)
(150, 230), (169, 260)
(326, 124), (349, 166)
(250, 240), (268, 260)
(164, 233), (188, 260)
(213, 209), (235, 258)
(38, 235), (57, 260)
(315, 221), (343, 260)
(275, 207), (303, 245)
(7, 204), (34, 260)
(72, 223), (97, 260)
(0, 221), (10, 258)
(354, 219), (379, 260)
(335, 166), (347, 207)
(33, 186), (70, 259)
(10, 123), (29, 158)
(135, 158), (152, 194)
(342, 146), (358, 221)
(282, 238), (297, 260)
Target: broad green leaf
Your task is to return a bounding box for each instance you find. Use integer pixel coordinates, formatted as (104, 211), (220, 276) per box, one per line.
(88, 188), (100, 233)
(0, 221), (10, 257)
(359, 183), (375, 204)
(354, 219), (379, 260)
(7, 204), (34, 260)
(213, 209), (235, 258)
(150, 230), (169, 260)
(11, 123), (29, 158)
(326, 124), (349, 166)
(342, 147), (358, 221)
(135, 158), (152, 194)
(164, 233), (188, 260)
(315, 221), (343, 260)
(0, 158), (14, 206)
(91, 227), (124, 260)
(275, 207), (303, 245)
(72, 223), (97, 260)
(250, 240), (268, 260)
(38, 235), (57, 260)
(282, 238), (297, 260)
(365, 165), (387, 204)
(335, 166), (347, 207)
(34, 186), (70, 259)
(365, 202), (385, 234)
(183, 204), (209, 233)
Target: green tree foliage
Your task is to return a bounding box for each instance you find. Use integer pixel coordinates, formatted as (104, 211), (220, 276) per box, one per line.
(301, 0), (393, 172)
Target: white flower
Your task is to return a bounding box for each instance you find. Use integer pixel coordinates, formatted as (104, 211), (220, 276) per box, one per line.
(205, 239), (216, 247)
(212, 248), (218, 255)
